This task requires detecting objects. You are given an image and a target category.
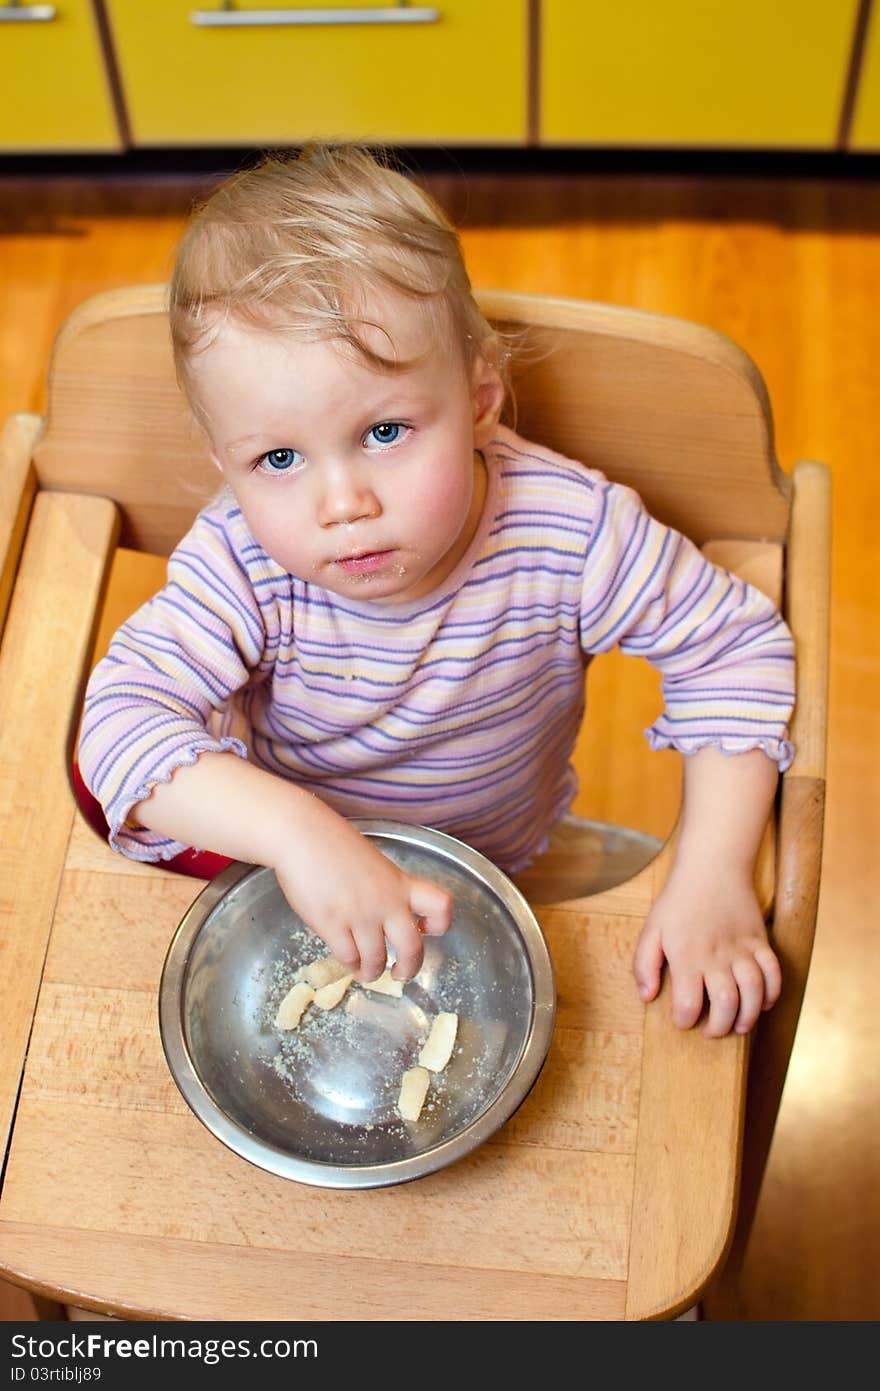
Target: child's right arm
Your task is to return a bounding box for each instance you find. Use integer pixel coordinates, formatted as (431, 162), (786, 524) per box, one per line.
(78, 502), (451, 979)
(132, 751), (451, 982)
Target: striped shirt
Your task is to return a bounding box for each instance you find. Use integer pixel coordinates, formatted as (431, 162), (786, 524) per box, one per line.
(79, 425), (795, 872)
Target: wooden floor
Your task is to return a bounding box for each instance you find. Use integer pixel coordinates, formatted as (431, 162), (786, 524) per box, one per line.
(1, 158), (877, 1322)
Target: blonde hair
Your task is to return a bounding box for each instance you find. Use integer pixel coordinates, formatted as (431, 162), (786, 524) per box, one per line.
(169, 142), (508, 396)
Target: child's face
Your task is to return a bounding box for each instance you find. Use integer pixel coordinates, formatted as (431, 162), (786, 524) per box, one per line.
(188, 295), (504, 603)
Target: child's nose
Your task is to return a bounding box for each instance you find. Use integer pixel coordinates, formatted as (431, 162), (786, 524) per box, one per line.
(318, 466), (381, 526)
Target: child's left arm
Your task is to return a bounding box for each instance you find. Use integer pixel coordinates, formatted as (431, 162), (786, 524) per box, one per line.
(632, 745), (781, 1038)
(576, 477), (796, 1038)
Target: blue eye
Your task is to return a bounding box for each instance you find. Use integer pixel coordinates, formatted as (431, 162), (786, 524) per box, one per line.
(364, 422), (405, 449)
(257, 447), (304, 474)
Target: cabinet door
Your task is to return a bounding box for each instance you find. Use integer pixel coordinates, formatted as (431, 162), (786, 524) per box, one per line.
(104, 1), (527, 146)
(541, 0), (858, 148)
(850, 2), (880, 149)
(0, 0), (121, 151)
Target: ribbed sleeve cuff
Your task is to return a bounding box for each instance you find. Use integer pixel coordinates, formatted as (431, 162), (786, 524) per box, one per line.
(645, 729), (795, 774)
(106, 737), (249, 861)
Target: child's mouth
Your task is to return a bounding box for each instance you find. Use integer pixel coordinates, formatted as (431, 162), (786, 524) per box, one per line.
(335, 549), (396, 576)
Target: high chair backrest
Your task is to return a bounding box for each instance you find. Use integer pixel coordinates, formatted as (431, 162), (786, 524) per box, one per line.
(31, 285), (791, 554)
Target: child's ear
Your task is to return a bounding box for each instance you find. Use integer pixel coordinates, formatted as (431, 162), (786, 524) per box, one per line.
(471, 355), (505, 447)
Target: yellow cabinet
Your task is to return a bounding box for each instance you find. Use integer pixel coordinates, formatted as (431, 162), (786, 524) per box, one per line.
(104, 1), (528, 147)
(541, 0), (858, 148)
(850, 3), (880, 149)
(0, 0), (121, 151)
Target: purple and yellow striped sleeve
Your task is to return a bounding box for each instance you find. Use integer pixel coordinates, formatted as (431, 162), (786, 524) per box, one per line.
(78, 506), (267, 861)
(579, 480), (795, 770)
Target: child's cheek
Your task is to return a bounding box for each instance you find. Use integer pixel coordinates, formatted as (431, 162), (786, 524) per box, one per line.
(237, 494), (306, 573)
(413, 467), (473, 533)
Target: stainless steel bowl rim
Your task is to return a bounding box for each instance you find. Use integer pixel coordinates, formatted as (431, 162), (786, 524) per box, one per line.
(159, 819), (556, 1188)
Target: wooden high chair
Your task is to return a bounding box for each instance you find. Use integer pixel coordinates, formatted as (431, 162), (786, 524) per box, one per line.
(0, 286), (829, 1321)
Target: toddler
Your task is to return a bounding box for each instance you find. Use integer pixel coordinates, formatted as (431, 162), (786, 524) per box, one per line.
(78, 143), (795, 1039)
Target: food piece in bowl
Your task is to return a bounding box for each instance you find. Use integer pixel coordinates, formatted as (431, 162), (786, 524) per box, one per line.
(295, 955), (350, 990)
(274, 981), (315, 1030)
(361, 967), (404, 998)
(397, 1065), (431, 1122)
(418, 1011), (458, 1073)
(312, 974), (353, 1011)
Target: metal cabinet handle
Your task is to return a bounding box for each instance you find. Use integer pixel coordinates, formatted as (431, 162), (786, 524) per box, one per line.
(0, 4), (56, 20)
(191, 4), (440, 27)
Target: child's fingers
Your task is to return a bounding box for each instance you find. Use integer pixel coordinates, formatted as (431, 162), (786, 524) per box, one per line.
(669, 965), (707, 1031)
(632, 922), (664, 1003)
(320, 925), (361, 975)
(755, 943), (782, 1010)
(385, 917), (424, 982)
(351, 934), (391, 987)
(700, 969), (740, 1037)
(409, 879), (453, 937)
(387, 879), (452, 980)
(702, 987), (738, 1038)
(731, 957), (767, 1035)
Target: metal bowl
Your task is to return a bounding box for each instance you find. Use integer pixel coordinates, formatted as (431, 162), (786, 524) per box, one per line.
(159, 820), (556, 1189)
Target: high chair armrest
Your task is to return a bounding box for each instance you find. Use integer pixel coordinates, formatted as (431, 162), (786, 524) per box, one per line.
(0, 490), (119, 1170)
(706, 460), (831, 1317)
(785, 461), (832, 782)
(0, 412), (43, 638)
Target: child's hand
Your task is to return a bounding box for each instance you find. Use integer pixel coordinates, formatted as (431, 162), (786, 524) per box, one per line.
(272, 808), (452, 984)
(632, 863), (781, 1038)
(129, 752), (452, 979)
